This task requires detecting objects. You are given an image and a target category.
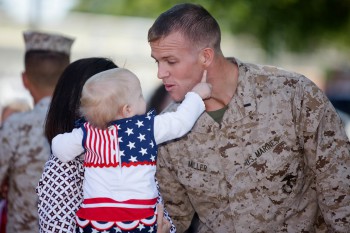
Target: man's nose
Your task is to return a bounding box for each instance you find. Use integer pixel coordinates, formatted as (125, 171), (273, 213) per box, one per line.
(157, 65), (169, 79)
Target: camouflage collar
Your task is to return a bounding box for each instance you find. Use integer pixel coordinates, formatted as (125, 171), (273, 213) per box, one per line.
(191, 57), (257, 133)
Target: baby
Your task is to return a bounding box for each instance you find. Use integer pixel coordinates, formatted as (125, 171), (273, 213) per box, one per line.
(52, 67), (211, 233)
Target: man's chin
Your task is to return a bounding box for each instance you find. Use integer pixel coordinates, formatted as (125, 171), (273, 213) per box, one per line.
(171, 94), (185, 103)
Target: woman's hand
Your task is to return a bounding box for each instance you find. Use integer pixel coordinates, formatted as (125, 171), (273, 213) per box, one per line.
(157, 204), (171, 233)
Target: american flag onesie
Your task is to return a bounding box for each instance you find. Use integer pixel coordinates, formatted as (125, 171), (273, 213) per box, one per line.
(52, 92), (205, 232)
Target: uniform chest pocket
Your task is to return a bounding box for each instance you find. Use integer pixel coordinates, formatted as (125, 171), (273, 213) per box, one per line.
(177, 160), (222, 199)
(244, 136), (307, 207)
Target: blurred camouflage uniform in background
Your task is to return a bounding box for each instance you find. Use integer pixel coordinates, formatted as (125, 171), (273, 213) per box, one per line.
(0, 30), (73, 233)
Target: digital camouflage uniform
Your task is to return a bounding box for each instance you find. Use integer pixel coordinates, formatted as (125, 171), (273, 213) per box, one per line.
(0, 97), (51, 233)
(157, 58), (350, 233)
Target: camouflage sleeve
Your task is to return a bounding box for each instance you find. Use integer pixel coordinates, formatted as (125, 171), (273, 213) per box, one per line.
(0, 121), (17, 187)
(157, 145), (195, 232)
(296, 77), (350, 232)
(36, 154), (84, 233)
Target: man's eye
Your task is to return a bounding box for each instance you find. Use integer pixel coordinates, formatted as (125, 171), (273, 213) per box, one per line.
(168, 61), (176, 65)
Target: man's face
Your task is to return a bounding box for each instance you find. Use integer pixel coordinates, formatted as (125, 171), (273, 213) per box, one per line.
(150, 31), (204, 102)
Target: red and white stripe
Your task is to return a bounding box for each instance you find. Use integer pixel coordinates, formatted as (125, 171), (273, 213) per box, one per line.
(76, 197), (157, 222)
(84, 123), (119, 167)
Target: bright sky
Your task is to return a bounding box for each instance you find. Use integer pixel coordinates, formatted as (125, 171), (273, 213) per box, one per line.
(2, 0), (77, 24)
(0, 0), (162, 113)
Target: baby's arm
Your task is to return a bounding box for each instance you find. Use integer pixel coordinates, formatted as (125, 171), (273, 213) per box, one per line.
(51, 127), (85, 162)
(154, 70), (211, 144)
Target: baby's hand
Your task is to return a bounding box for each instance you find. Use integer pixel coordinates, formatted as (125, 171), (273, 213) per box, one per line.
(191, 70), (212, 99)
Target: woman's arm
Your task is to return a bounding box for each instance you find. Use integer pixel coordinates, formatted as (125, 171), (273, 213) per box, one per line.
(155, 178), (176, 233)
(36, 153), (84, 233)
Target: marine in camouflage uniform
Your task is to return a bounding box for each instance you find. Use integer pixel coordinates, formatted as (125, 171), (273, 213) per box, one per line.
(157, 57), (350, 232)
(0, 30), (73, 233)
(0, 98), (52, 232)
(149, 4), (350, 232)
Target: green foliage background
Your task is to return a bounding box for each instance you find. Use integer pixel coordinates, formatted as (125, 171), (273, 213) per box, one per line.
(74, 0), (350, 56)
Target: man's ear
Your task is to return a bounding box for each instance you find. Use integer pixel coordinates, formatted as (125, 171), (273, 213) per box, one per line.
(22, 71), (30, 89)
(200, 48), (214, 68)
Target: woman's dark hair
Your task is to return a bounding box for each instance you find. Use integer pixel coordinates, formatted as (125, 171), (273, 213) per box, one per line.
(45, 57), (118, 144)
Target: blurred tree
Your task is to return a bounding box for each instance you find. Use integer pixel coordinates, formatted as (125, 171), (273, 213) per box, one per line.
(74, 0), (350, 56)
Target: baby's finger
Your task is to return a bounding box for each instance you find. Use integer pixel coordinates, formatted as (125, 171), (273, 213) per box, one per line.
(201, 70), (207, 83)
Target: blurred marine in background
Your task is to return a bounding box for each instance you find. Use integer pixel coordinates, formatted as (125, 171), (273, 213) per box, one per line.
(0, 30), (74, 233)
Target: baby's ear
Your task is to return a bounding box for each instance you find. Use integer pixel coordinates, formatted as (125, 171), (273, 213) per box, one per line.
(121, 104), (132, 118)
